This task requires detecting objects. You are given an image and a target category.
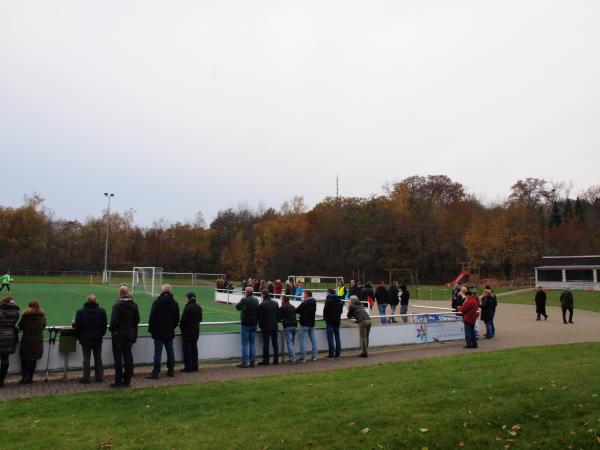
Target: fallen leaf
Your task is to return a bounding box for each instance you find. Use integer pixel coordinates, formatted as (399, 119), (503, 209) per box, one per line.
(420, 428), (429, 433)
(361, 428), (370, 434)
(507, 431), (517, 437)
(458, 440), (464, 448)
(511, 424), (521, 432)
(596, 436), (600, 443)
(463, 423), (468, 428)
(348, 422), (355, 426)
(377, 444), (383, 449)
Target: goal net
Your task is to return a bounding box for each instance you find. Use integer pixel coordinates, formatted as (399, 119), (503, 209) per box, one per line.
(132, 267), (163, 297)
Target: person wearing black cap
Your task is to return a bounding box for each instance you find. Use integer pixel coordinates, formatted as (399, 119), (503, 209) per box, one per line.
(180, 292), (203, 372)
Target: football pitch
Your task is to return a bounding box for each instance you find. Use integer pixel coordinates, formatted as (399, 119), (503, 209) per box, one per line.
(5, 283), (241, 333)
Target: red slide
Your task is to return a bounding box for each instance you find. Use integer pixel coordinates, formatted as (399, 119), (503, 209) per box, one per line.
(448, 269), (470, 286)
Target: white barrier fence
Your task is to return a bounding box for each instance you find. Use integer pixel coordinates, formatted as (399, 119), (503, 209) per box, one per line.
(214, 290), (348, 317)
(6, 313), (466, 376)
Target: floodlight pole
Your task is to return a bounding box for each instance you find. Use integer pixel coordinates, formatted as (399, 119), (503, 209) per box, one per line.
(103, 193), (115, 282)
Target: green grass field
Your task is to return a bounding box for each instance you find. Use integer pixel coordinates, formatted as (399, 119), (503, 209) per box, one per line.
(5, 283), (242, 333)
(4, 281), (599, 330)
(1, 342), (599, 449)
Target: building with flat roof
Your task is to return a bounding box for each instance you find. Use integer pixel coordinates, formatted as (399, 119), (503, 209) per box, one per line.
(535, 256), (600, 290)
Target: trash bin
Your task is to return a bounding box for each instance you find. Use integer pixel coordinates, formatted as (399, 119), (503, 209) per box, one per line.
(59, 328), (77, 353)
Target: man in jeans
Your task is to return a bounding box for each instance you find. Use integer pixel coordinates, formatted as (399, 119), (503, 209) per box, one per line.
(74, 294), (107, 384)
(236, 287), (259, 368)
(374, 281), (389, 324)
(296, 290), (317, 362)
(323, 288), (343, 358)
(457, 290), (480, 349)
(147, 284), (180, 379)
(280, 295), (297, 363)
(109, 286), (140, 388)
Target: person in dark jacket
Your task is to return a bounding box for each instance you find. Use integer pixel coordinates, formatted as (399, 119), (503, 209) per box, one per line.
(374, 281), (389, 324)
(0, 296), (20, 387)
(457, 291), (480, 349)
(361, 282), (375, 310)
(236, 287), (260, 368)
(74, 294), (107, 383)
(349, 279), (360, 299)
(17, 300), (46, 384)
(534, 286), (548, 321)
(109, 286), (140, 388)
(180, 292), (203, 372)
(451, 285), (467, 312)
(399, 284), (410, 323)
(479, 286), (497, 338)
(296, 290), (317, 362)
(147, 284), (180, 379)
(280, 295), (297, 363)
(560, 288), (574, 324)
(347, 295), (371, 357)
(387, 282), (399, 323)
(258, 289), (280, 365)
(323, 289), (343, 358)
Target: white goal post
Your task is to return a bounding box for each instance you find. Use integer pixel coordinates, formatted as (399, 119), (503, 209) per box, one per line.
(132, 267), (163, 297)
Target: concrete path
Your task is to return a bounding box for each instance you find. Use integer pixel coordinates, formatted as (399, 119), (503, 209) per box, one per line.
(2, 302), (598, 401)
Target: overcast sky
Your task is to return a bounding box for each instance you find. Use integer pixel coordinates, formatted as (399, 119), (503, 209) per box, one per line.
(1, 1), (599, 226)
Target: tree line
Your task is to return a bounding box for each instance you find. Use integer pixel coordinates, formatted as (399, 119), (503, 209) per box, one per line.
(1, 176), (599, 283)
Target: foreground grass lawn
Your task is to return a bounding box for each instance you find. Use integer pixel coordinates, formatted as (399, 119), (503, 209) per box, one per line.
(1, 343), (600, 449)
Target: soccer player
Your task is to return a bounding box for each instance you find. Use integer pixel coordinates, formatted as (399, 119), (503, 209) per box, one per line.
(0, 272), (13, 292)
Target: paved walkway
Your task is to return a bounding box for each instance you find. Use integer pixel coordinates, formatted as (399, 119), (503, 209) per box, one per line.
(2, 302), (599, 401)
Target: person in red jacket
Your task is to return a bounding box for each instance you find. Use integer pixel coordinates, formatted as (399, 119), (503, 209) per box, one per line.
(457, 290), (480, 349)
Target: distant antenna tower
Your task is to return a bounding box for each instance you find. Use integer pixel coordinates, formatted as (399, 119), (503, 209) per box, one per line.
(336, 174), (339, 197)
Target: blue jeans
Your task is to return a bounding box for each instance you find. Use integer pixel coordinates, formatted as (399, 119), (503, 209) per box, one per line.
(240, 325), (257, 366)
(377, 303), (388, 324)
(464, 323), (477, 347)
(326, 325), (341, 357)
(152, 338), (175, 375)
(300, 326), (317, 360)
(283, 327), (297, 362)
(484, 320), (495, 337)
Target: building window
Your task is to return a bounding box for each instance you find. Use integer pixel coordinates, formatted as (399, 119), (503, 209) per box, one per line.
(565, 269), (594, 282)
(537, 269), (563, 282)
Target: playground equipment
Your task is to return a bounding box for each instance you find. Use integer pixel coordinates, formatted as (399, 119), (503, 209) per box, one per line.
(448, 261), (479, 286)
